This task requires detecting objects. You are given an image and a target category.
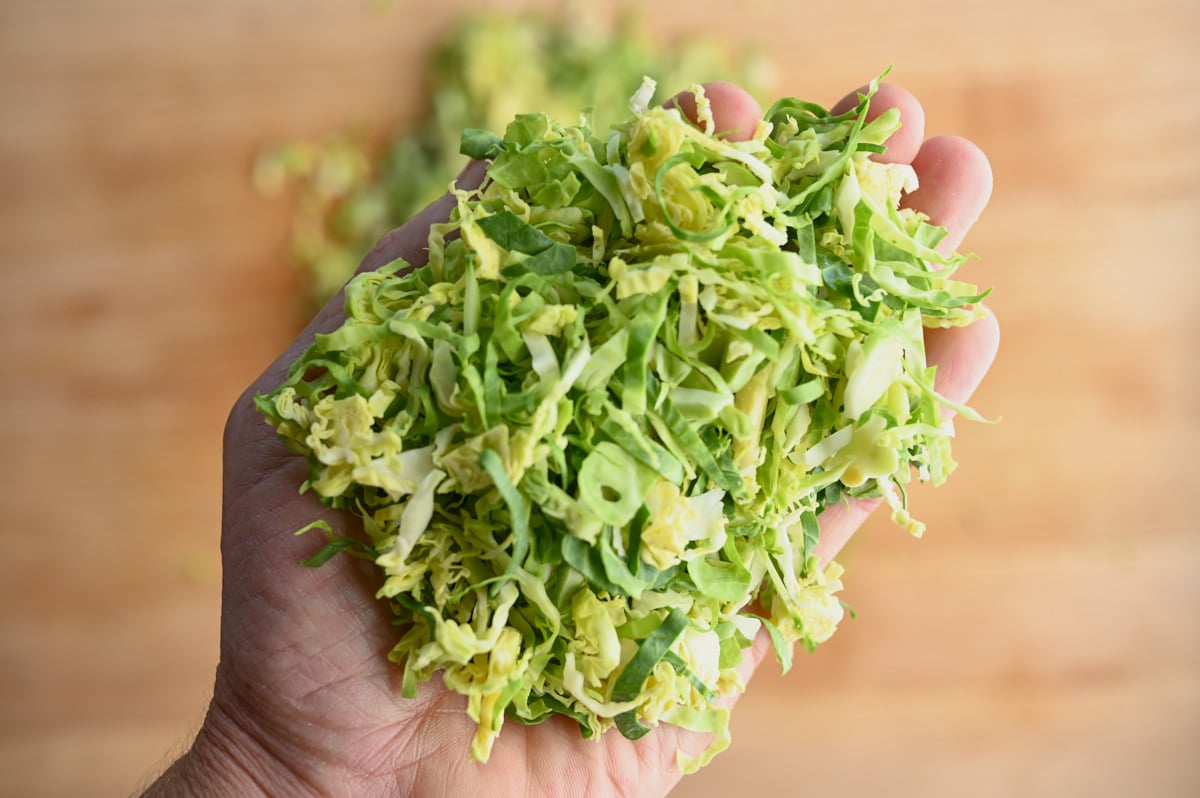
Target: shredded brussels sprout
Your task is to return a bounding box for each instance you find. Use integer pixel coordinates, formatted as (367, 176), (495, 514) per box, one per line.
(257, 74), (988, 773)
(253, 11), (768, 306)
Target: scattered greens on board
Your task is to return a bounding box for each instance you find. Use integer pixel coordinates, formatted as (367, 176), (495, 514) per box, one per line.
(253, 11), (769, 306)
(257, 73), (989, 772)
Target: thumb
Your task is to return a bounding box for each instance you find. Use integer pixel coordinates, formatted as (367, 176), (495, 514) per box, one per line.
(249, 158), (488, 399)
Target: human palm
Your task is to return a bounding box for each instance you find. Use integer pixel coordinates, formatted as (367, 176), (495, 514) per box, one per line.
(148, 81), (997, 798)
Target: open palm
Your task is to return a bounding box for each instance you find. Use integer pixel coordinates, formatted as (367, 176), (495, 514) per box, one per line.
(148, 81), (998, 798)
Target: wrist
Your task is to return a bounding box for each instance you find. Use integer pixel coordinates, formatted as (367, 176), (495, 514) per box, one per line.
(141, 699), (318, 798)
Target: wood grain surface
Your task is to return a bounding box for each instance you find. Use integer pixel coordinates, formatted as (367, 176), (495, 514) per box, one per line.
(1, 1), (1197, 796)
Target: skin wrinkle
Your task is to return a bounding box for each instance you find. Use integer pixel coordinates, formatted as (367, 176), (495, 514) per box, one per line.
(192, 722), (278, 798)
(216, 556), (389, 779)
(523, 725), (560, 798)
(283, 623), (382, 704)
(631, 724), (677, 794)
(614, 739), (652, 792)
(219, 655), (379, 798)
(281, 634), (394, 728)
(222, 401), (294, 490)
(355, 707), (433, 794)
(316, 736), (396, 798)
(515, 718), (537, 798)
(223, 478), (315, 555)
(203, 679), (326, 798)
(585, 746), (619, 798)
(405, 693), (480, 798)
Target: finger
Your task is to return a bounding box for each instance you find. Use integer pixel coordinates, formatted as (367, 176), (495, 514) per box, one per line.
(810, 89), (992, 562)
(831, 82), (926, 165)
(308, 158), (489, 332)
(923, 305), (1001, 409)
(358, 158), (489, 275)
(812, 306), (1001, 564)
(667, 81), (763, 142)
(247, 160), (487, 396)
(811, 498), (882, 565)
(902, 135), (993, 252)
(649, 627), (773, 783)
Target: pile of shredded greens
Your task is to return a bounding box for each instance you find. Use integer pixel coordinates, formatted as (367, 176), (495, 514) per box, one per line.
(257, 75), (987, 772)
(253, 11), (767, 306)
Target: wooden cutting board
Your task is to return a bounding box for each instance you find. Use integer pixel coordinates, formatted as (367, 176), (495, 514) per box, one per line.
(1, 1), (1197, 796)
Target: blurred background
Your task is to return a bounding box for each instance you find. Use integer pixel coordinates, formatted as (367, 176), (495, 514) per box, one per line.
(1, 0), (1197, 795)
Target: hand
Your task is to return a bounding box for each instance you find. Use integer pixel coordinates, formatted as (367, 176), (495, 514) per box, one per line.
(143, 81), (997, 798)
